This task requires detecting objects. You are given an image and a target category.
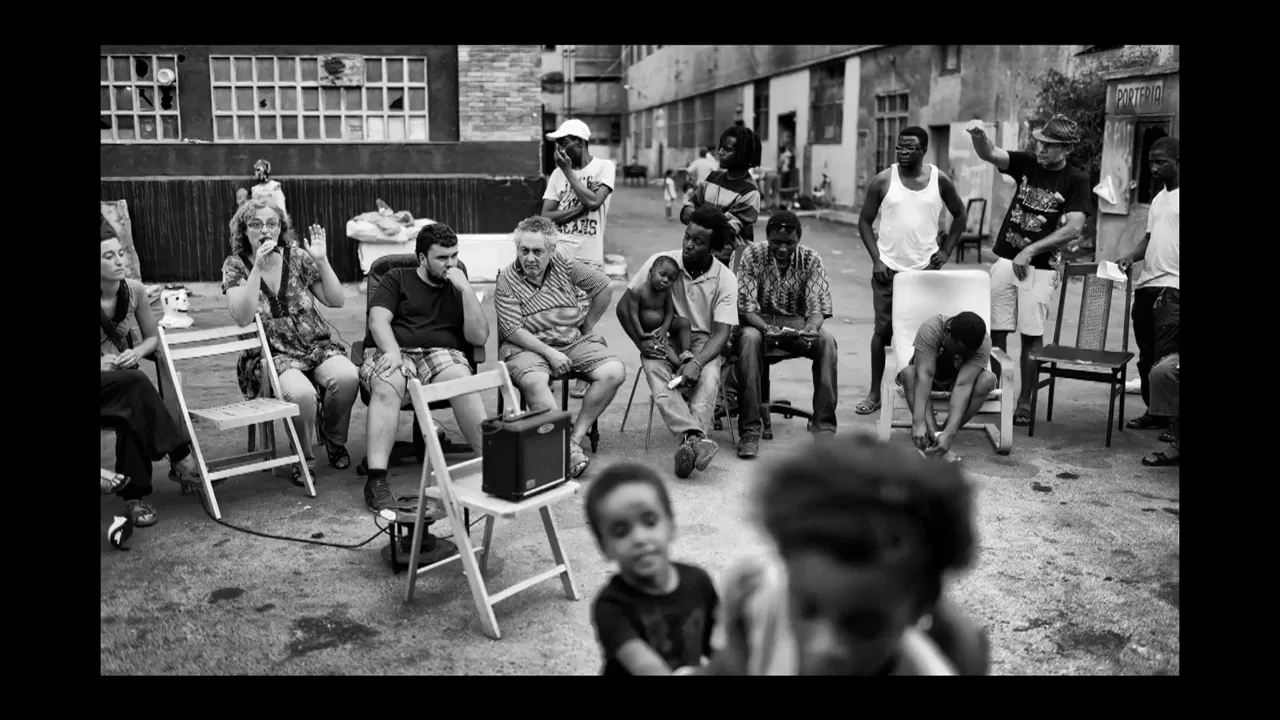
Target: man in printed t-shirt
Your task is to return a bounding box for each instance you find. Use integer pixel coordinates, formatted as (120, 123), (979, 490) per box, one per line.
(967, 115), (1091, 427)
(542, 118), (617, 398)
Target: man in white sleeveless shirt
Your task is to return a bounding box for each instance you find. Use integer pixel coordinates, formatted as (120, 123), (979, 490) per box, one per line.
(855, 127), (968, 415)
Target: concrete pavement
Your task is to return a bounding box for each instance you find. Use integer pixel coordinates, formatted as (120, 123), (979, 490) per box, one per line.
(100, 185), (1178, 675)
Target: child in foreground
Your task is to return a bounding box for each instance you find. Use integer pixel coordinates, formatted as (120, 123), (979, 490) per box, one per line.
(701, 434), (989, 675)
(616, 255), (692, 370)
(586, 462), (719, 675)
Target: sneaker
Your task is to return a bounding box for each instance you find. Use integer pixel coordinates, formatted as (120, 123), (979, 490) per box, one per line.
(692, 434), (719, 472)
(364, 476), (394, 512)
(737, 433), (760, 459)
(674, 437), (697, 479)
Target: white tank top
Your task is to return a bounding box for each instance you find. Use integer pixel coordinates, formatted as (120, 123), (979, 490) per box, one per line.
(877, 164), (944, 272)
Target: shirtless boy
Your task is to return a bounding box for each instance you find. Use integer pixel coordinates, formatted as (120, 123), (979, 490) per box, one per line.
(617, 255), (690, 367)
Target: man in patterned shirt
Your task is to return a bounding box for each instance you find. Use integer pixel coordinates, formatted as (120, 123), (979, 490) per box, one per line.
(734, 212), (837, 459)
(495, 217), (627, 478)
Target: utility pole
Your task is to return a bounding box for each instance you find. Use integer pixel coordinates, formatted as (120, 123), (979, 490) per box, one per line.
(562, 46), (577, 120)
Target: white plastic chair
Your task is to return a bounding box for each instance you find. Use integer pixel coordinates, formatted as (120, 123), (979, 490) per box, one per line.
(876, 270), (1015, 454)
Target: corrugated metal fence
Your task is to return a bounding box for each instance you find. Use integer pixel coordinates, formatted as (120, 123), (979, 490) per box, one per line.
(100, 176), (544, 283)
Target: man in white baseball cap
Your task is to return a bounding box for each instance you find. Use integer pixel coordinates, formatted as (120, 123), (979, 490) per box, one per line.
(541, 117), (617, 398)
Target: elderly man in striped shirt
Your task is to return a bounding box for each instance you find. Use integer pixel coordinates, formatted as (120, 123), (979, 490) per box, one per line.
(494, 217), (627, 478)
(734, 212), (837, 459)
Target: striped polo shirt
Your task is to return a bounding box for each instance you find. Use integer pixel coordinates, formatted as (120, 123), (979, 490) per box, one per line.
(683, 169), (762, 245)
(495, 251), (612, 348)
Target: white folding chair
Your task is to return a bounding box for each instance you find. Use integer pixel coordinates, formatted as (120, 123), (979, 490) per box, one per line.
(877, 270), (1015, 454)
(158, 313), (316, 519)
(403, 361), (583, 640)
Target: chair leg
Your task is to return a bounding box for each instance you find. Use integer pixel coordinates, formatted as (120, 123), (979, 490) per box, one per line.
(1117, 367), (1128, 431)
(540, 506), (582, 601)
(645, 396), (655, 451)
(620, 371), (642, 433)
(1046, 364), (1057, 422)
(721, 381), (736, 445)
(453, 507), (501, 639)
(1028, 363), (1039, 438)
(1105, 373), (1119, 448)
(479, 515), (496, 578)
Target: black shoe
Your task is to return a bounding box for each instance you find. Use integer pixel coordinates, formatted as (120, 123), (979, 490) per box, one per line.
(674, 437), (697, 479)
(364, 476), (394, 512)
(737, 433), (760, 459)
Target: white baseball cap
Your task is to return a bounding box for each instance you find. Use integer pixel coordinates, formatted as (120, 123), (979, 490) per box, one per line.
(547, 118), (591, 141)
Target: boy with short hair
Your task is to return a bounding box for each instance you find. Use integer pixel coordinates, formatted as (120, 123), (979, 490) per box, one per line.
(615, 255), (691, 369)
(586, 462), (720, 675)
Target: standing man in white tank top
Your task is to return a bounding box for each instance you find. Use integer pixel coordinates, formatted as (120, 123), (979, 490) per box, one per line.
(855, 127), (968, 416)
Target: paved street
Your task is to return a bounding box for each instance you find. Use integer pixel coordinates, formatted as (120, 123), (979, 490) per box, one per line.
(100, 185), (1179, 675)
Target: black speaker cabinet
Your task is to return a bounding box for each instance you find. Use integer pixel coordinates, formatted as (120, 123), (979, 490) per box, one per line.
(480, 408), (571, 502)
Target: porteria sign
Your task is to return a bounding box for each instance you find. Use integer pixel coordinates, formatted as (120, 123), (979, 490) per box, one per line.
(1115, 79), (1165, 115)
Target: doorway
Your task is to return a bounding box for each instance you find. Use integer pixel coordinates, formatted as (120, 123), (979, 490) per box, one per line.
(929, 125), (951, 176)
(1134, 120), (1171, 205)
(542, 110), (559, 176)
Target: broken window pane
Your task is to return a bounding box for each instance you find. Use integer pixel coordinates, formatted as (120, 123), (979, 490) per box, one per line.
(366, 58), (382, 83)
(302, 88), (319, 112)
(346, 117), (364, 140)
(367, 88), (383, 112)
(344, 87), (362, 110)
(101, 115), (113, 141)
(134, 56), (151, 80)
(324, 116), (342, 139)
(112, 57), (129, 83)
(257, 87), (276, 111)
(256, 58), (275, 83)
(101, 87), (112, 112)
(260, 115), (277, 140)
(234, 58), (253, 83)
(216, 116), (234, 140)
(408, 59), (425, 84)
(322, 88), (340, 112)
(279, 58), (297, 83)
(409, 89), (425, 112)
(300, 58), (318, 82)
(279, 87), (297, 111)
(408, 117), (427, 140)
(115, 86), (133, 111)
(214, 88), (233, 112)
(137, 87), (155, 111)
(237, 116), (256, 140)
(388, 89), (405, 111)
(101, 57), (110, 82)
(160, 86), (176, 111)
(386, 58), (404, 83)
(281, 116), (299, 139)
(303, 116), (320, 139)
(389, 117), (405, 141)
(367, 117), (385, 141)
(138, 115), (157, 140)
(235, 88), (253, 113)
(118, 115), (135, 141)
(161, 115), (179, 140)
(212, 58), (232, 83)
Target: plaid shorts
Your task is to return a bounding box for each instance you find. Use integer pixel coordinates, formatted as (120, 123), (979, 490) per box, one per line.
(359, 346), (471, 393)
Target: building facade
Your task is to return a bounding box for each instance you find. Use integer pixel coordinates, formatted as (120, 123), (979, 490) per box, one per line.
(622, 45), (1178, 244)
(540, 45), (623, 175)
(101, 44), (543, 282)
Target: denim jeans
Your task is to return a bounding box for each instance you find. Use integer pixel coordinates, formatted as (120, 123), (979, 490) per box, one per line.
(640, 332), (721, 441)
(736, 315), (839, 436)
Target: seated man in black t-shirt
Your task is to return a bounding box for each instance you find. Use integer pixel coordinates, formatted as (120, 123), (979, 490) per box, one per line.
(358, 224), (490, 512)
(967, 116), (1090, 427)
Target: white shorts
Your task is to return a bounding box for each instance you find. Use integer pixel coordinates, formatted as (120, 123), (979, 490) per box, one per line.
(990, 258), (1059, 337)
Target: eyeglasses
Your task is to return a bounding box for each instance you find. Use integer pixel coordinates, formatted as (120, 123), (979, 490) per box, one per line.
(895, 145), (922, 152)
(247, 219), (279, 230)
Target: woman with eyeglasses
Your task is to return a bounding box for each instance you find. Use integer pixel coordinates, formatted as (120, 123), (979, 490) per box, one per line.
(222, 198), (358, 482)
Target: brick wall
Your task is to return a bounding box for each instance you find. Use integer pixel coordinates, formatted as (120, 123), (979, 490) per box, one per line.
(459, 45), (542, 143)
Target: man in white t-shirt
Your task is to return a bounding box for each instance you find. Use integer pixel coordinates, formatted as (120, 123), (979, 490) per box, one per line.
(542, 118), (617, 397)
(1117, 136), (1179, 434)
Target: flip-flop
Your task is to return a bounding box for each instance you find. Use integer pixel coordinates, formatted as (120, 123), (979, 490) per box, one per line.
(1141, 450), (1180, 467)
(568, 441), (590, 479)
(1013, 406), (1033, 427)
(855, 399), (881, 415)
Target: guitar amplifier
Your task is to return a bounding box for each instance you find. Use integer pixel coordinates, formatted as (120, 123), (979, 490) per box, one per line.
(481, 408), (571, 502)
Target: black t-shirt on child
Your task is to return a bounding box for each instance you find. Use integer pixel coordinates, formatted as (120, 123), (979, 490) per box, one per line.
(369, 267), (466, 351)
(592, 562), (719, 675)
(992, 151), (1092, 270)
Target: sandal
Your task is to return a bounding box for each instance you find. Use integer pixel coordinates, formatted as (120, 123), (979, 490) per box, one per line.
(1127, 413), (1171, 430)
(1013, 405), (1033, 427)
(855, 399), (881, 415)
(1141, 450), (1180, 467)
(323, 438), (351, 471)
(169, 462), (220, 496)
(568, 441), (590, 479)
(1159, 430), (1176, 443)
(101, 469), (131, 495)
(124, 499), (159, 527)
(291, 462), (319, 487)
